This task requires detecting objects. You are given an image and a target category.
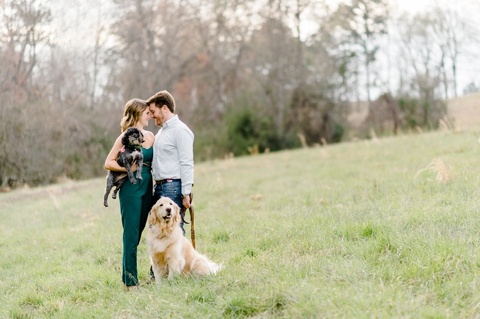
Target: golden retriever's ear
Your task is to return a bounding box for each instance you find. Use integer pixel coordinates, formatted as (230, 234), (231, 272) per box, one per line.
(148, 206), (157, 227)
(173, 202), (181, 225)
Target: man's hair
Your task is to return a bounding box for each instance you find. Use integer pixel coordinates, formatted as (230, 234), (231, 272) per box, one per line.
(146, 90), (176, 113)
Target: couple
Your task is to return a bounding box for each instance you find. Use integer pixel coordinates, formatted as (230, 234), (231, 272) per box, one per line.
(104, 90), (194, 291)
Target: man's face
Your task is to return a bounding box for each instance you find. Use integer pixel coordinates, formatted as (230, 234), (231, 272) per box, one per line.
(149, 103), (165, 126)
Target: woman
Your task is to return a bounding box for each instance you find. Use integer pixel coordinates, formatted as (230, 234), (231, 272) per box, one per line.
(104, 98), (155, 291)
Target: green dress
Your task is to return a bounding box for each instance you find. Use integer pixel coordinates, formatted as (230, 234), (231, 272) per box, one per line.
(118, 146), (153, 287)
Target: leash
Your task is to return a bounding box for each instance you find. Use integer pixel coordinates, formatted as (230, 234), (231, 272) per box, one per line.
(180, 193), (196, 249)
(188, 193), (195, 249)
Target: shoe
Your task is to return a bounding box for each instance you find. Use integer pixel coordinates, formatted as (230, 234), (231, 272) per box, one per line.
(124, 284), (139, 292)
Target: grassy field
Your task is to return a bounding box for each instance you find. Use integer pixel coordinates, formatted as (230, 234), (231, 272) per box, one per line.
(2, 129), (480, 318)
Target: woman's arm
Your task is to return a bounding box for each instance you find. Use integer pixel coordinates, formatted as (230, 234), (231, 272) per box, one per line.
(104, 134), (127, 172)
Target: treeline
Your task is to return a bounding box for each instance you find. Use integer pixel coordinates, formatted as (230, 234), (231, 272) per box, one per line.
(1, 0), (478, 189)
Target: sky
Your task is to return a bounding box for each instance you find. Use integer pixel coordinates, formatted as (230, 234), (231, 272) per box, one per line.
(49, 0), (479, 96)
(313, 0), (480, 94)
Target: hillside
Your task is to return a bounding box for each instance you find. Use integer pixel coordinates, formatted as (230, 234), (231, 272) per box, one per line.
(447, 92), (480, 129)
(2, 129), (480, 318)
(346, 92), (480, 132)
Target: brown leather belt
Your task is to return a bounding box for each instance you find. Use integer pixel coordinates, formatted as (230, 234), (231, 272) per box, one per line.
(155, 179), (180, 185)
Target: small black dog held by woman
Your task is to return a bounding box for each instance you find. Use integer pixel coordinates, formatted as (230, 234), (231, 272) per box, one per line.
(103, 127), (144, 207)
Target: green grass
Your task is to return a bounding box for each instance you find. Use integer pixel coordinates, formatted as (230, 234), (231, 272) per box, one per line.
(2, 129), (480, 318)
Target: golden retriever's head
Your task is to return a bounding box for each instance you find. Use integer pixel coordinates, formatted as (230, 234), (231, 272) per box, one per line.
(148, 196), (180, 233)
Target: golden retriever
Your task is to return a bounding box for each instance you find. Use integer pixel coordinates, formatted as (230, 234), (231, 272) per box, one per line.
(147, 196), (222, 283)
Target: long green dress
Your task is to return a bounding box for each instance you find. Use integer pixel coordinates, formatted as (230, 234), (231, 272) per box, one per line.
(118, 146), (153, 287)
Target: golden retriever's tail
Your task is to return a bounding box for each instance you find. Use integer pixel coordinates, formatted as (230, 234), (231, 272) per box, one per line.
(191, 254), (223, 276)
(208, 261), (223, 275)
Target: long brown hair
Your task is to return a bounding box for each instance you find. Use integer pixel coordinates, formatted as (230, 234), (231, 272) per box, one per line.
(120, 99), (147, 132)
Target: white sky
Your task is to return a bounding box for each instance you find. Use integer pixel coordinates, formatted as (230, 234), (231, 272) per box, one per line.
(319, 0), (480, 94)
(49, 0), (480, 95)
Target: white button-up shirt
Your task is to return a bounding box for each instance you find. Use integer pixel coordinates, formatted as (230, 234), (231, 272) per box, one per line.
(152, 115), (194, 195)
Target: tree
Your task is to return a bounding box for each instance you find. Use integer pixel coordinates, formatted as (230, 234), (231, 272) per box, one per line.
(0, 0), (51, 103)
(189, 0), (257, 125)
(334, 0), (389, 104)
(0, 0), (54, 187)
(394, 12), (448, 128)
(431, 4), (472, 98)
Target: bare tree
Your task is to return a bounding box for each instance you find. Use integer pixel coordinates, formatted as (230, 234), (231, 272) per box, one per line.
(0, 0), (51, 102)
(310, 2), (360, 103)
(431, 4), (471, 98)
(190, 0), (257, 124)
(109, 0), (200, 100)
(396, 13), (442, 99)
(395, 12), (447, 127)
(334, 0), (389, 104)
(0, 0), (54, 187)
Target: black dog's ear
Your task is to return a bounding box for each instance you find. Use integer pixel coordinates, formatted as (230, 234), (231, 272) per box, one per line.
(121, 129), (130, 146)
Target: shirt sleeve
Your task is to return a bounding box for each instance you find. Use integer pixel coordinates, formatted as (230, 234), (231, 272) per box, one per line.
(177, 126), (194, 195)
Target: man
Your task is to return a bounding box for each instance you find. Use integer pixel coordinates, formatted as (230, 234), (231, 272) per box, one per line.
(146, 90), (194, 235)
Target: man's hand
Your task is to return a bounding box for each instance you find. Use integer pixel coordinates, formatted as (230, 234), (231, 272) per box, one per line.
(182, 194), (191, 209)
(182, 195), (191, 209)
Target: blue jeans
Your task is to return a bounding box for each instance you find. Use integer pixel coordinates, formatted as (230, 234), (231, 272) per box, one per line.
(153, 179), (185, 235)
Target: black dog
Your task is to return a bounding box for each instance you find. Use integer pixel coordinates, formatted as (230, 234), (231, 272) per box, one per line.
(103, 127), (144, 207)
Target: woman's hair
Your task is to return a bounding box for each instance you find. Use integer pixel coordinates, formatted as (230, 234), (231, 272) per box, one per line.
(120, 99), (147, 132)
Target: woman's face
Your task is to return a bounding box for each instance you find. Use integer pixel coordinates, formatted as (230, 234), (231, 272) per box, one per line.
(138, 107), (151, 128)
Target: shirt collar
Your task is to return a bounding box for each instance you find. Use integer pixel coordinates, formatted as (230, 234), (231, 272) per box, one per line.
(163, 114), (178, 128)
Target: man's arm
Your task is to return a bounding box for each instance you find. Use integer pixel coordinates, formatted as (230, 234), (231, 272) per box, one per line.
(177, 126), (194, 203)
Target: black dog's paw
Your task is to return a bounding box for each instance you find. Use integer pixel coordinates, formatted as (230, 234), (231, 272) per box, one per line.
(103, 202), (108, 207)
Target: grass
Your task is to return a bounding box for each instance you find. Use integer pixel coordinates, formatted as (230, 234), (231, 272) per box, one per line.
(2, 129), (480, 318)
